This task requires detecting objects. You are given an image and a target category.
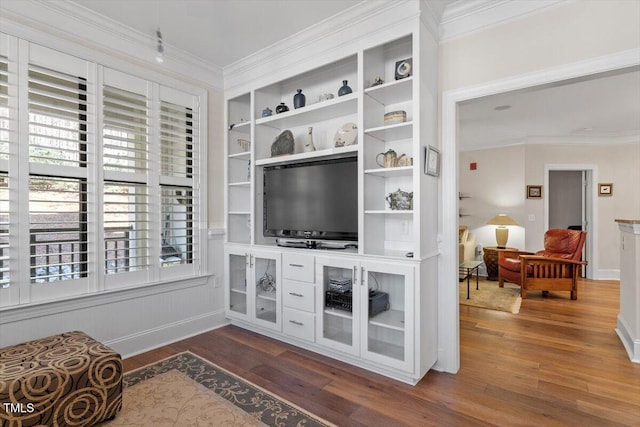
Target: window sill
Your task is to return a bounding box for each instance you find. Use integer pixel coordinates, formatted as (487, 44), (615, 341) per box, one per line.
(0, 274), (213, 325)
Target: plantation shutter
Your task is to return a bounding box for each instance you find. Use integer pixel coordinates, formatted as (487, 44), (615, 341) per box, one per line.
(26, 44), (93, 300)
(0, 50), (11, 295)
(159, 87), (199, 273)
(102, 69), (151, 284)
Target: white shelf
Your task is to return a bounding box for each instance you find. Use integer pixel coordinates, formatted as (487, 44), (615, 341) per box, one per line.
(230, 288), (247, 295)
(229, 121), (251, 133)
(255, 93), (358, 129)
(364, 77), (413, 105)
(255, 145), (357, 166)
(367, 338), (404, 361)
(365, 210), (413, 215)
(365, 121), (413, 142)
(228, 211), (251, 215)
(229, 151), (251, 160)
(256, 310), (277, 323)
(369, 309), (405, 331)
(228, 181), (250, 187)
(256, 289), (277, 301)
(323, 329), (353, 346)
(324, 307), (353, 319)
(364, 166), (413, 177)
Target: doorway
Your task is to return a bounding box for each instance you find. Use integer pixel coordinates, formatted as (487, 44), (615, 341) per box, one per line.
(546, 167), (596, 278)
(439, 51), (639, 374)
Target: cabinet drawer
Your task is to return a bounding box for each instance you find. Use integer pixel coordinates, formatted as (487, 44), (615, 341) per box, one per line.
(283, 280), (315, 313)
(283, 253), (315, 283)
(283, 308), (315, 342)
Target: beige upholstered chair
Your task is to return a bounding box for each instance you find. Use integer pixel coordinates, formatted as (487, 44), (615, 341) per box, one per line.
(459, 225), (476, 262)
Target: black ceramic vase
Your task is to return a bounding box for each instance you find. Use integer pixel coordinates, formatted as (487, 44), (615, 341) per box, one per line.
(338, 80), (352, 96)
(276, 102), (289, 114)
(293, 89), (306, 109)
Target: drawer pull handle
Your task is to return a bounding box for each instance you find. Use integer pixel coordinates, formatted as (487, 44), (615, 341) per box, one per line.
(289, 292), (304, 297)
(289, 320), (304, 326)
(289, 263), (304, 268)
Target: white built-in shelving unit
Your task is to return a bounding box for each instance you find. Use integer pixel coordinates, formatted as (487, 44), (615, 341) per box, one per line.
(223, 3), (439, 385)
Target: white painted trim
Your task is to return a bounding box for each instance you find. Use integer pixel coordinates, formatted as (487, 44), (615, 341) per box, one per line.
(544, 163), (598, 279)
(440, 48), (640, 375)
(107, 311), (228, 358)
(440, 0), (570, 42)
(0, 275), (211, 324)
(616, 315), (640, 363)
(596, 269), (620, 281)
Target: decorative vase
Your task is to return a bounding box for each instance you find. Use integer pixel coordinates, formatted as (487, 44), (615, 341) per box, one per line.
(271, 130), (294, 157)
(275, 102), (289, 114)
(262, 107), (272, 117)
(293, 89), (306, 109)
(304, 127), (316, 152)
(338, 80), (352, 96)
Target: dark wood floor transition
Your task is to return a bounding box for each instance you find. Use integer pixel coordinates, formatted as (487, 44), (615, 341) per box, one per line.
(124, 279), (640, 426)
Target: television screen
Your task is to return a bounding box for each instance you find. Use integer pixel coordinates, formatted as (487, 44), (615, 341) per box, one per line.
(263, 157), (358, 241)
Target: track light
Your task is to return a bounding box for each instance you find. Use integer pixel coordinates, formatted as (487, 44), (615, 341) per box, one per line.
(156, 28), (164, 63)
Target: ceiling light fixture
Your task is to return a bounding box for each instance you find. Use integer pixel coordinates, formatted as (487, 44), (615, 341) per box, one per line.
(155, 28), (164, 63)
(494, 105), (511, 111)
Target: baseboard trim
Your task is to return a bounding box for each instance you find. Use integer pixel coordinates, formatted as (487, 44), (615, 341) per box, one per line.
(106, 310), (229, 359)
(595, 269), (620, 280)
(616, 315), (640, 363)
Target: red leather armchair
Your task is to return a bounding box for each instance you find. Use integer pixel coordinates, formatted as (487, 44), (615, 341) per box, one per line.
(498, 229), (587, 300)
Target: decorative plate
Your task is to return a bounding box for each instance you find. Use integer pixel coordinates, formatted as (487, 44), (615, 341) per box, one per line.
(334, 123), (358, 147)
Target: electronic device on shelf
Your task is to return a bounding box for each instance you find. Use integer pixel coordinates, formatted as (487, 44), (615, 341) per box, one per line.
(264, 157), (358, 242)
(325, 289), (389, 317)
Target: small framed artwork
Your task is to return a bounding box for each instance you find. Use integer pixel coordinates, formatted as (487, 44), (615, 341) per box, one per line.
(598, 183), (613, 196)
(425, 145), (440, 177)
(527, 185), (543, 199)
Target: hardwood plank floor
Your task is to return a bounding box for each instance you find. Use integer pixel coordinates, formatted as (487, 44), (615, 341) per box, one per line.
(123, 279), (640, 426)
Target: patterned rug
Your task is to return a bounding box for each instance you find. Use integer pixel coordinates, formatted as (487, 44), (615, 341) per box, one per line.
(459, 278), (522, 314)
(101, 351), (334, 427)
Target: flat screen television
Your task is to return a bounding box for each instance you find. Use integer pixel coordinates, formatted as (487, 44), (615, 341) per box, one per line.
(263, 157), (358, 242)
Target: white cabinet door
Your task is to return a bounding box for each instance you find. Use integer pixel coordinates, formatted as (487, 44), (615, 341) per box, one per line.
(250, 248), (282, 331)
(225, 246), (282, 332)
(360, 260), (414, 372)
(224, 246), (250, 322)
(315, 256), (362, 356)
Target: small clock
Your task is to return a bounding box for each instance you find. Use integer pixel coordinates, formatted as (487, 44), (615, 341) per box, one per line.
(395, 58), (412, 80)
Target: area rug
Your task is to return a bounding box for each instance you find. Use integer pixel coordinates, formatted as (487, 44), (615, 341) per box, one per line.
(459, 278), (522, 314)
(101, 351), (334, 427)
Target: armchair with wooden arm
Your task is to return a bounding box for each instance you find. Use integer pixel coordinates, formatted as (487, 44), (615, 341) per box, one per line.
(498, 229), (587, 300)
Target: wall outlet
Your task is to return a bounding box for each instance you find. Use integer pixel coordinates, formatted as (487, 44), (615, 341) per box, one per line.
(528, 214), (535, 221)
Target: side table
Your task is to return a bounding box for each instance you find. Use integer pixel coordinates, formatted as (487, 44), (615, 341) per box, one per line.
(483, 246), (517, 281)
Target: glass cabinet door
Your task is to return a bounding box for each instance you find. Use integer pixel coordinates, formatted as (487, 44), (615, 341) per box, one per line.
(316, 256), (361, 355)
(252, 250), (282, 331)
(360, 261), (414, 371)
(226, 250), (249, 319)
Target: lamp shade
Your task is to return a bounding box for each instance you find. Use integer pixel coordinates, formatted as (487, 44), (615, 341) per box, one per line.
(487, 214), (518, 248)
(487, 214), (518, 226)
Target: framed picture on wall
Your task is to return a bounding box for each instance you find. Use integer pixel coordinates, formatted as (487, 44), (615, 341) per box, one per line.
(526, 185), (543, 199)
(425, 146), (440, 177)
(598, 183), (613, 196)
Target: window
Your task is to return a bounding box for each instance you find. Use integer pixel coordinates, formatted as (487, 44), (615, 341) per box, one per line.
(0, 37), (204, 307)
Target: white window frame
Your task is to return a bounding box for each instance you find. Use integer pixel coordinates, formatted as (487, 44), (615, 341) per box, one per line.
(0, 33), (207, 308)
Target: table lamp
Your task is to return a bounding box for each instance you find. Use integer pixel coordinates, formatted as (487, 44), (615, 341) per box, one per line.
(487, 214), (518, 248)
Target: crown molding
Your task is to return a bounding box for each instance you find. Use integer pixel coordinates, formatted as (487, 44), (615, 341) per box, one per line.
(223, 0), (424, 94)
(440, 0), (570, 42)
(0, 0), (223, 89)
(460, 133), (640, 152)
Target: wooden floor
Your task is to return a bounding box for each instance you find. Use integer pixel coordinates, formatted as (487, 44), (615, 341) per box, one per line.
(124, 279), (640, 426)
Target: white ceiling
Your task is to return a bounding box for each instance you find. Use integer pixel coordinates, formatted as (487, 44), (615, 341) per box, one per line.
(458, 68), (640, 150)
(73, 0), (363, 68)
(71, 0), (640, 149)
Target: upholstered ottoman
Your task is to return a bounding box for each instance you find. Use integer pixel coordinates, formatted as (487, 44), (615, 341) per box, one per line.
(0, 331), (122, 427)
